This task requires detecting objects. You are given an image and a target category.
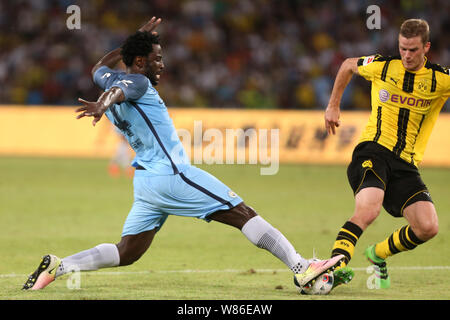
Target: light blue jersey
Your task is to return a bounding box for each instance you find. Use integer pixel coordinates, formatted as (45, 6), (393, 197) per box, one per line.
(94, 66), (190, 176)
(92, 66), (243, 236)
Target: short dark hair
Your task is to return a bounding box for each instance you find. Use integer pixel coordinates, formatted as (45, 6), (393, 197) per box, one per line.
(400, 19), (430, 45)
(121, 31), (160, 67)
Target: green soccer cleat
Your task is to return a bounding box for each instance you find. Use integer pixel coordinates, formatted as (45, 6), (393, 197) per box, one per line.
(22, 254), (61, 290)
(365, 245), (390, 289)
(332, 266), (354, 288)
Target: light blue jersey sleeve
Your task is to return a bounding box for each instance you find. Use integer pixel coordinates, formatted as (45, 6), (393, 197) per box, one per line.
(93, 66), (149, 101)
(92, 66), (191, 176)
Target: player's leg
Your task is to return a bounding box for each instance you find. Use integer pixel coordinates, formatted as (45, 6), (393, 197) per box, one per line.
(116, 229), (157, 266)
(365, 165), (436, 288)
(60, 229), (156, 273)
(209, 203), (345, 287)
(404, 200), (438, 240)
(331, 144), (389, 268)
(330, 143), (389, 288)
(329, 186), (383, 288)
(331, 166), (385, 267)
(58, 229), (156, 273)
(209, 203), (310, 273)
(179, 169), (313, 275)
(331, 182), (384, 267)
(23, 230), (158, 291)
(22, 231), (156, 290)
(169, 166), (344, 287)
(23, 170), (164, 290)
(365, 201), (436, 290)
(371, 200), (438, 262)
(364, 201), (435, 290)
(22, 242), (121, 290)
(367, 201), (437, 288)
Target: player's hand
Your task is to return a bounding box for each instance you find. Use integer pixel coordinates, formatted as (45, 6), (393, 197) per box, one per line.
(138, 16), (162, 34)
(76, 98), (108, 126)
(324, 106), (341, 135)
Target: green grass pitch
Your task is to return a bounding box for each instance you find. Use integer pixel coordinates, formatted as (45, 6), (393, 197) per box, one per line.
(0, 156), (449, 300)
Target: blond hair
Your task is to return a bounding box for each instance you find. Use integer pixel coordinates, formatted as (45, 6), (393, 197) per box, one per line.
(400, 19), (430, 45)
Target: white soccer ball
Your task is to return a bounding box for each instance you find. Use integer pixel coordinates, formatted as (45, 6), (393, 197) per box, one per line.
(299, 272), (334, 295)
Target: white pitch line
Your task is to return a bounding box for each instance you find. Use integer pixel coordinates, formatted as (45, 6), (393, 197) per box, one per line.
(1, 266), (450, 278)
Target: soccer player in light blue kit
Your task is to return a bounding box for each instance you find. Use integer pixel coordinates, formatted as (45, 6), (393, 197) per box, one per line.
(23, 18), (343, 292)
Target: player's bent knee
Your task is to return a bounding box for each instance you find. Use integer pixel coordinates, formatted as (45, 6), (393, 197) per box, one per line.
(239, 203), (258, 219)
(229, 202), (258, 225)
(209, 202), (258, 230)
(116, 231), (155, 266)
(117, 242), (149, 266)
(415, 221), (439, 241)
(118, 251), (144, 266)
(426, 223), (439, 240)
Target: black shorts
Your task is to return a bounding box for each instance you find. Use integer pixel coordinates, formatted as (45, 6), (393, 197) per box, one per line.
(347, 142), (432, 217)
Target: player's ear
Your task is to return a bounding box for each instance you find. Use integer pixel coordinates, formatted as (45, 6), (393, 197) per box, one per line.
(134, 56), (146, 69)
(424, 41), (431, 54)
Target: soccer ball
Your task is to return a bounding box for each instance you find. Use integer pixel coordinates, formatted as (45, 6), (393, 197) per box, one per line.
(298, 272), (334, 295)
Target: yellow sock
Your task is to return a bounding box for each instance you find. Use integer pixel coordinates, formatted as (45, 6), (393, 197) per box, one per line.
(375, 225), (425, 260)
(331, 221), (363, 266)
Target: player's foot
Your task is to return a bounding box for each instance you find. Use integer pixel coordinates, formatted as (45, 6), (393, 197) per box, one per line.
(332, 266), (354, 288)
(22, 254), (61, 290)
(293, 254), (345, 287)
(365, 245), (390, 289)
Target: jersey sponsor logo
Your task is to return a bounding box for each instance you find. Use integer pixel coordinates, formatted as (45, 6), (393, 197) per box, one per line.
(378, 89), (432, 107)
(363, 55), (375, 66)
(101, 72), (111, 79)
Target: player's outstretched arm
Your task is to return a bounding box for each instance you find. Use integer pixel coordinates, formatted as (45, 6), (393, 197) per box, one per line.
(76, 87), (125, 126)
(325, 57), (359, 135)
(90, 17), (162, 76)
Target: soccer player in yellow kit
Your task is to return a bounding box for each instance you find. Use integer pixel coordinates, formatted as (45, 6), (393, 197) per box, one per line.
(325, 19), (450, 289)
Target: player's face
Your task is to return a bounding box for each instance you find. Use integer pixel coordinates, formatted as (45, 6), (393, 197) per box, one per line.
(398, 35), (430, 71)
(145, 44), (164, 86)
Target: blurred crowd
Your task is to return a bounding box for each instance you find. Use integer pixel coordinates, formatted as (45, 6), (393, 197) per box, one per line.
(1, 0), (449, 110)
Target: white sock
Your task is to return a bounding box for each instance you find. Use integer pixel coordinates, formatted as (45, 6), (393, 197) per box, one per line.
(241, 216), (309, 273)
(55, 243), (120, 278)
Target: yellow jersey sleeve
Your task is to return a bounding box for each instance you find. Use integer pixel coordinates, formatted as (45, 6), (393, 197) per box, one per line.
(357, 54), (386, 81)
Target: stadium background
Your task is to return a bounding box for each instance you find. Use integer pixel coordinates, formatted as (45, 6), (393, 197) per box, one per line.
(1, 0), (449, 166)
(1, 0), (450, 301)
(0, 0), (448, 109)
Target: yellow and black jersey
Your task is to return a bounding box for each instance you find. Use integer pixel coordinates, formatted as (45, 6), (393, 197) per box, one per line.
(357, 54), (450, 166)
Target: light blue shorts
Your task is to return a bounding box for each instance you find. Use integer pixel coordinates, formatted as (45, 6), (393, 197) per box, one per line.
(121, 166), (243, 236)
